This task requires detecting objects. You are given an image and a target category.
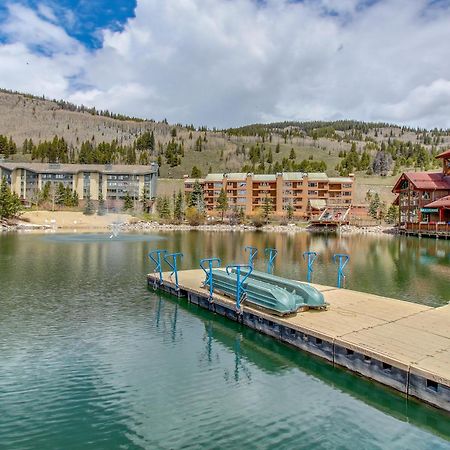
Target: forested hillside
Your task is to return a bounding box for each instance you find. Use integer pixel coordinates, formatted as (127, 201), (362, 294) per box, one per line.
(0, 89), (449, 179)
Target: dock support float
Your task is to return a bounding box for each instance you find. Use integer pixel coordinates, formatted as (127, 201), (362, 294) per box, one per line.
(147, 274), (450, 414)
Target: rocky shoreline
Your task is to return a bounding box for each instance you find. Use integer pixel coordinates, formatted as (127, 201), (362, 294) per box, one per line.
(117, 220), (397, 235)
(2, 217), (397, 236)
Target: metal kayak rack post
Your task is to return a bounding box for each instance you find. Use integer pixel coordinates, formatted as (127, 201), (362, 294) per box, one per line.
(200, 257), (221, 301)
(302, 251), (318, 283)
(244, 246), (258, 268)
(164, 252), (184, 291)
(265, 248), (278, 274)
(333, 253), (350, 288)
(226, 264), (253, 312)
(148, 249), (168, 288)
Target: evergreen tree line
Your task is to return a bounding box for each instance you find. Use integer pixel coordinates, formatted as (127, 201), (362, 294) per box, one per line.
(20, 133), (157, 165)
(240, 142), (327, 174)
(335, 139), (441, 176)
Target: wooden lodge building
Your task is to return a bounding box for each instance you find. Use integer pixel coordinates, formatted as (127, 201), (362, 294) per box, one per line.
(392, 149), (450, 236)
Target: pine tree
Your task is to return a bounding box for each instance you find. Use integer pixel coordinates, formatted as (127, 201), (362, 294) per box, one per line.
(123, 192), (134, 211)
(217, 188), (228, 223)
(189, 180), (204, 211)
(97, 191), (106, 215)
(83, 195), (95, 215)
(286, 203), (294, 221)
(262, 194), (273, 223)
(0, 177), (22, 219)
(289, 148), (296, 160)
(369, 193), (381, 219)
(174, 191), (184, 223)
(191, 166), (202, 178)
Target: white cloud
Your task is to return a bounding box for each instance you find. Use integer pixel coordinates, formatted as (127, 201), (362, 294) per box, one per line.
(1, 0), (450, 128)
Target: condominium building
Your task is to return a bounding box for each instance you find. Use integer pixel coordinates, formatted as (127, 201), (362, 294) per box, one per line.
(184, 172), (354, 218)
(0, 162), (158, 206)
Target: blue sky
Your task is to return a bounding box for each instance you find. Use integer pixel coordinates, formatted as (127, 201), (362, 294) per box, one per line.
(0, 0), (136, 48)
(0, 0), (450, 128)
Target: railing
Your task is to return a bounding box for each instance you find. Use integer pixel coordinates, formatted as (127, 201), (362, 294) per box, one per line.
(405, 223), (450, 234)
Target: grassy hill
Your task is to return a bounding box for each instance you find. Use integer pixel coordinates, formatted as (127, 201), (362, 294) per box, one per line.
(0, 89), (449, 204)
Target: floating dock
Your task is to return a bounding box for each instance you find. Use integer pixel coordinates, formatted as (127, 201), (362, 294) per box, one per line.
(147, 269), (450, 413)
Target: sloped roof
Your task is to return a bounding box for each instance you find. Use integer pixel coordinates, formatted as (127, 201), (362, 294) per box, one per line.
(392, 171), (450, 192)
(424, 195), (450, 208)
(436, 149), (450, 159)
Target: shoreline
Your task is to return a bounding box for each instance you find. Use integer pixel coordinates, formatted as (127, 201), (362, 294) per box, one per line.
(2, 216), (397, 236)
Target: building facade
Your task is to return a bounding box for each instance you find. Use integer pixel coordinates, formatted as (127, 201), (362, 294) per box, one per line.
(185, 172), (354, 218)
(392, 150), (450, 224)
(0, 162), (158, 206)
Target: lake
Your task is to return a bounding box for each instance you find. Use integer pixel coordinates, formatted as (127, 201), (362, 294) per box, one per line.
(0, 231), (449, 449)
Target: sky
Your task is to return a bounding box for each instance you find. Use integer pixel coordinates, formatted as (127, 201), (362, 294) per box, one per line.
(0, 0), (450, 128)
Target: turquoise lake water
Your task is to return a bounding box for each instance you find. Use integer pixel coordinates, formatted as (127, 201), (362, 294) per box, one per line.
(0, 231), (449, 449)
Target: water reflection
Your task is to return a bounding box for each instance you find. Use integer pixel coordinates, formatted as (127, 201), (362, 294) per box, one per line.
(151, 292), (450, 443)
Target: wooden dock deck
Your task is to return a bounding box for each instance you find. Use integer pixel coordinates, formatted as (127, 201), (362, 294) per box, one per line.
(147, 269), (450, 413)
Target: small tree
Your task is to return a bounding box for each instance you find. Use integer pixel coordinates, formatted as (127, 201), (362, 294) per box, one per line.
(0, 177), (22, 219)
(286, 203), (294, 221)
(185, 206), (204, 226)
(189, 180), (204, 211)
(369, 193), (381, 219)
(173, 191), (184, 223)
(385, 205), (399, 225)
(97, 191), (106, 216)
(156, 196), (171, 220)
(123, 192), (133, 211)
(217, 188), (228, 223)
(83, 195), (95, 215)
(191, 166), (202, 178)
(262, 194), (273, 224)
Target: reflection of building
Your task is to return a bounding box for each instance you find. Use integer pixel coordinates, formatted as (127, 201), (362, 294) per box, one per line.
(184, 172), (354, 218)
(0, 162), (158, 206)
(392, 150), (450, 225)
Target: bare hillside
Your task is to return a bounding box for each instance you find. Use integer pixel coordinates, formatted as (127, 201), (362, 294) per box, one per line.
(0, 90), (448, 184)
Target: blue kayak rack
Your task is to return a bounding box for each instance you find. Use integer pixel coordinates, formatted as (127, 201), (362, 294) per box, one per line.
(164, 252), (184, 291)
(200, 257), (221, 301)
(226, 264), (253, 312)
(333, 253), (349, 288)
(265, 248), (278, 274)
(148, 249), (168, 288)
(244, 246), (258, 268)
(303, 251), (318, 283)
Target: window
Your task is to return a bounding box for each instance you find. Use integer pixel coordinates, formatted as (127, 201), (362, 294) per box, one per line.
(308, 182), (318, 187)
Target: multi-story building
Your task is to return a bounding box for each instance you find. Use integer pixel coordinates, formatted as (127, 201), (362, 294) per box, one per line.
(184, 172), (354, 218)
(392, 150), (450, 225)
(0, 162), (158, 207)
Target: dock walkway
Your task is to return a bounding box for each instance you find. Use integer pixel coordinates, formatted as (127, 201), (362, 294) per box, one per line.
(148, 269), (450, 413)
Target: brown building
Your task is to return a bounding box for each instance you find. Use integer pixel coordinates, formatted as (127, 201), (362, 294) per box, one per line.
(184, 172), (354, 218)
(392, 150), (450, 225)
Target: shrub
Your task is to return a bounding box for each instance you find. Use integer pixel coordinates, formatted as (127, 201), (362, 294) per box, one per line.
(185, 206), (204, 226)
